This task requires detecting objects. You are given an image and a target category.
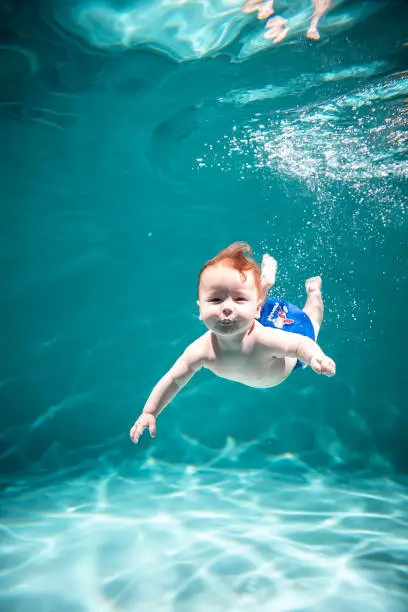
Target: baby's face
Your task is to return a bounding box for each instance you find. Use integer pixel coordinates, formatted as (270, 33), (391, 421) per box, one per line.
(198, 265), (262, 336)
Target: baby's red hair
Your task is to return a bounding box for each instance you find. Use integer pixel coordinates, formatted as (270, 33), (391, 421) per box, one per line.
(198, 242), (262, 296)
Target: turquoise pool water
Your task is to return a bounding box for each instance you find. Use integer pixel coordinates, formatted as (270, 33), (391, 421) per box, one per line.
(1, 0), (408, 609)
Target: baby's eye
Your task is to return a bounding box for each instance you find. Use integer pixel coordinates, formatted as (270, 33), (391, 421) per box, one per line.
(208, 298), (221, 303)
(235, 297), (247, 302)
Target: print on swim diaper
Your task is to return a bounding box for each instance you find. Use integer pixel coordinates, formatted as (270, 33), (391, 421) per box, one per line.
(267, 302), (294, 329)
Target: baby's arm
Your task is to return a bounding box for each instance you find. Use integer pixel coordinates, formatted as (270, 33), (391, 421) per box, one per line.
(130, 336), (206, 443)
(259, 327), (335, 376)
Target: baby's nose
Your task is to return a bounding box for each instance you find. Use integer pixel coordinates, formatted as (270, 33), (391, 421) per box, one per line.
(221, 302), (233, 315)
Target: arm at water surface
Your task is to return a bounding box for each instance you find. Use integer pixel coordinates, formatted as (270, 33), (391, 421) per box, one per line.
(259, 327), (336, 376)
(130, 338), (205, 443)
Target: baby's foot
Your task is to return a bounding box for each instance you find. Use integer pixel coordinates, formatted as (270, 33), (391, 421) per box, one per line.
(305, 276), (322, 295)
(257, 1), (274, 20)
(264, 16), (289, 43)
(241, 0), (263, 14)
(306, 24), (320, 40)
(261, 254), (278, 287)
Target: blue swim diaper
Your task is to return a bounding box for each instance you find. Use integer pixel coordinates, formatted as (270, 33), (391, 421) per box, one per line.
(258, 298), (315, 370)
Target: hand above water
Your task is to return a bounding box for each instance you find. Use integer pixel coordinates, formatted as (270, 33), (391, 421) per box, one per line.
(310, 355), (336, 376)
(130, 413), (156, 443)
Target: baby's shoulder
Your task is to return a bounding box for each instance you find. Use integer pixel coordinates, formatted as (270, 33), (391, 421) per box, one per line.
(183, 332), (213, 362)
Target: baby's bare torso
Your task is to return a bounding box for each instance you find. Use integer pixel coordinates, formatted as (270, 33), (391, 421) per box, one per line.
(200, 325), (297, 388)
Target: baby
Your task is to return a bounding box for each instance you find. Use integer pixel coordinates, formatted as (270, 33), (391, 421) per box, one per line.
(130, 242), (335, 443)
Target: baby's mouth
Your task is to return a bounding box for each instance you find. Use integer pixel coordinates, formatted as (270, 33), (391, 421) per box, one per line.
(219, 318), (234, 325)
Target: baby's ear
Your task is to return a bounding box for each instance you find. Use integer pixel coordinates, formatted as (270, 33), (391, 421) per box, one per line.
(196, 300), (202, 320)
(255, 299), (263, 318)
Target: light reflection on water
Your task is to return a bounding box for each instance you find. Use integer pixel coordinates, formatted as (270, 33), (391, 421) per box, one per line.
(1, 462), (408, 611)
(49, 0), (385, 61)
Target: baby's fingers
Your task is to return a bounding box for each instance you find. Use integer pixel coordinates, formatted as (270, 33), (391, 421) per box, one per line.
(130, 421), (145, 443)
(322, 357), (336, 377)
(310, 356), (322, 374)
(148, 420), (157, 438)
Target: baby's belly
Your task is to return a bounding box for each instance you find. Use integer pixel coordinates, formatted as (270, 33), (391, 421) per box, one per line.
(205, 356), (297, 388)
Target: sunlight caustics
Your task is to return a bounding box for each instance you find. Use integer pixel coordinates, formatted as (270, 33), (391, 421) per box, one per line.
(1, 465), (408, 611)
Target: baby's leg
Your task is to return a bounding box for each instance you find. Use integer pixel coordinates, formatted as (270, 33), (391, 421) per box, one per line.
(261, 254), (278, 300)
(302, 276), (324, 339)
(307, 0), (332, 40)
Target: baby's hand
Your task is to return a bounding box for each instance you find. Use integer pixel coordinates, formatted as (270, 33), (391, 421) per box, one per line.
(130, 413), (156, 443)
(310, 355), (336, 377)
